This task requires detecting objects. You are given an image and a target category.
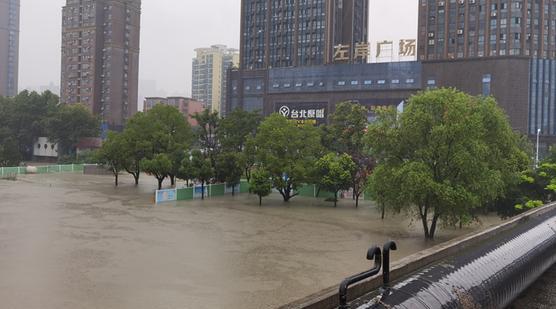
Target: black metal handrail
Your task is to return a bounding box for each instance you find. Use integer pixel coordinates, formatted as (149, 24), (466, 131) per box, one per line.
(382, 241), (397, 289)
(338, 246), (382, 309)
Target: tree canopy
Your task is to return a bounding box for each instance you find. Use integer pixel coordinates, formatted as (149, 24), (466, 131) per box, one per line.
(45, 104), (99, 156)
(254, 113), (323, 202)
(250, 168), (273, 206)
(324, 102), (374, 207)
(315, 153), (356, 207)
(366, 88), (530, 239)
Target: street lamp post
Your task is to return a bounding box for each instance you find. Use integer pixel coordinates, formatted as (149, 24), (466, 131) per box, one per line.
(536, 129), (541, 168)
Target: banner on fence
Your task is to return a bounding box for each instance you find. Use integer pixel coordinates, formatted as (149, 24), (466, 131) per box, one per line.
(156, 189), (177, 204)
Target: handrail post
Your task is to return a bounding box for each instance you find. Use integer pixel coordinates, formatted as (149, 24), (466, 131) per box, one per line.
(382, 241), (397, 289)
(339, 246), (382, 309)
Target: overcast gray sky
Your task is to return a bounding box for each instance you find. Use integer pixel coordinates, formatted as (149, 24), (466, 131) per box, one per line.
(19, 0), (417, 99)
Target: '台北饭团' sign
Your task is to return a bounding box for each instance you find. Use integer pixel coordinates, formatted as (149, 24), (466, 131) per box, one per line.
(275, 103), (328, 126)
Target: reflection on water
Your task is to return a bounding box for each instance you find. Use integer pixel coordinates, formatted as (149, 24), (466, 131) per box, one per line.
(0, 173), (502, 309)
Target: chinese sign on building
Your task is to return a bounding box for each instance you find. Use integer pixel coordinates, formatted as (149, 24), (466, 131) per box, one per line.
(334, 39), (417, 63)
(275, 103), (328, 126)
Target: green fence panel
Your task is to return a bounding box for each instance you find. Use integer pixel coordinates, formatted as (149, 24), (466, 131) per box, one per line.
(47, 165), (58, 173)
(210, 184), (226, 197)
(177, 188), (194, 201)
(61, 165), (74, 172)
(37, 166), (48, 174)
(240, 181), (250, 193)
(3, 167), (19, 175)
(73, 164), (84, 172)
(297, 184), (316, 198)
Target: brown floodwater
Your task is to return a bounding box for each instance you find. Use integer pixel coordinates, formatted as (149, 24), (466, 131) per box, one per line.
(0, 173), (503, 309)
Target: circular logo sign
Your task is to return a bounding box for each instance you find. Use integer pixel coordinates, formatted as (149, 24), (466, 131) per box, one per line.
(279, 106), (290, 117)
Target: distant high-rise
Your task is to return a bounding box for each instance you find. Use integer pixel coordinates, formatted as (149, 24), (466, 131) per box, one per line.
(418, 0), (556, 60)
(61, 0), (141, 130)
(143, 96), (205, 126)
(240, 0), (369, 70)
(0, 0), (20, 97)
(192, 45), (239, 114)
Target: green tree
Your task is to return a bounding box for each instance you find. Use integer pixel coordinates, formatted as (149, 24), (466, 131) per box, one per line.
(325, 102), (374, 207)
(216, 152), (244, 195)
(242, 137), (257, 182)
(144, 104), (193, 186)
(367, 164), (402, 220)
(366, 89), (529, 240)
(141, 153), (172, 190)
(120, 112), (155, 185)
(254, 114), (323, 202)
(218, 108), (262, 183)
(218, 108), (262, 152)
(189, 150), (213, 199)
(45, 104), (99, 157)
(0, 91), (59, 164)
(95, 132), (127, 186)
(250, 168), (273, 206)
(192, 109), (220, 173)
(178, 153), (196, 186)
(315, 153), (357, 207)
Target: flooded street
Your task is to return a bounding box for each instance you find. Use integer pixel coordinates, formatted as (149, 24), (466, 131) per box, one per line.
(0, 173), (501, 309)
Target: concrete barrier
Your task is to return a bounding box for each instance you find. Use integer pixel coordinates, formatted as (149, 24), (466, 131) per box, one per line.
(279, 203), (556, 309)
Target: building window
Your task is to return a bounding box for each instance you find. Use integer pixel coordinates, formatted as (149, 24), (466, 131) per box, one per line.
(391, 79), (400, 84)
(337, 81), (346, 86)
(350, 80), (359, 85)
(377, 80), (386, 85)
(364, 80), (372, 85)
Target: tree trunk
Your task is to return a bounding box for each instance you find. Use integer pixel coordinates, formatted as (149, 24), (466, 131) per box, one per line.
(355, 192), (362, 208)
(381, 203), (386, 220)
(134, 172), (140, 185)
(429, 213), (441, 240)
(280, 189), (291, 202)
(245, 168), (251, 183)
(157, 177), (163, 190)
(334, 191), (338, 207)
(201, 182), (205, 200)
(420, 205), (431, 240)
(170, 175), (176, 187)
(259, 195), (262, 206)
(114, 172), (119, 187)
(232, 185), (235, 196)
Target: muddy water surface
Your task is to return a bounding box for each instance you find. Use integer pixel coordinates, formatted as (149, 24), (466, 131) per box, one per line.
(0, 173), (502, 309)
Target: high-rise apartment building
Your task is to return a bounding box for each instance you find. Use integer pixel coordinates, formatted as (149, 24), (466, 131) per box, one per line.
(192, 45), (239, 114)
(418, 0), (556, 60)
(0, 0), (20, 97)
(240, 0), (369, 70)
(61, 0), (141, 130)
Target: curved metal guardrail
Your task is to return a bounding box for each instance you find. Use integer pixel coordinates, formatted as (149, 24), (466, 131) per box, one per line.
(340, 206), (556, 309)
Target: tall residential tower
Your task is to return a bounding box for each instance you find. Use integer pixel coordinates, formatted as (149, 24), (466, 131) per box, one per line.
(192, 45), (239, 114)
(240, 0), (369, 70)
(61, 0), (141, 130)
(418, 0), (556, 60)
(0, 0), (20, 97)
